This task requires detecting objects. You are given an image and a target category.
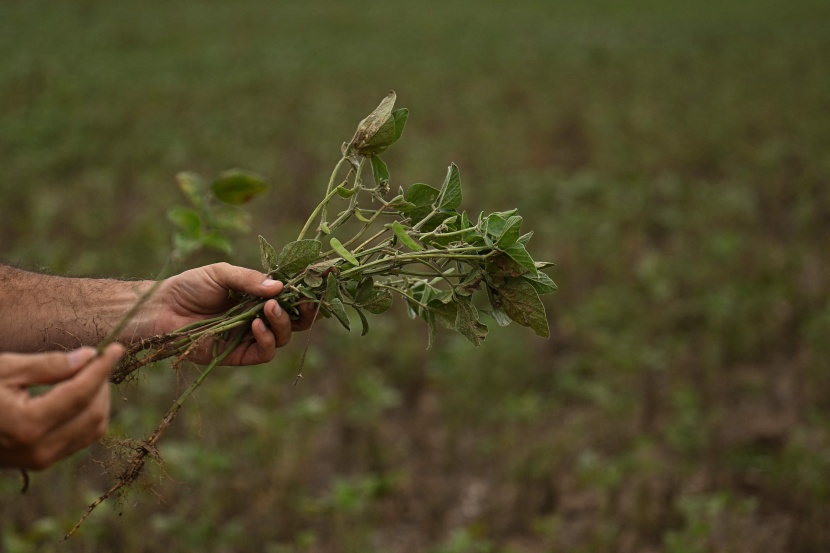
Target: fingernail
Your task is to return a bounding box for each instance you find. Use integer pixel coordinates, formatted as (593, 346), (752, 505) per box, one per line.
(68, 347), (94, 370)
(263, 278), (279, 287)
(272, 301), (283, 317)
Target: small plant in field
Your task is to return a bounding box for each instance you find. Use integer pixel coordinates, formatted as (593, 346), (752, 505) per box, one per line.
(65, 91), (556, 538)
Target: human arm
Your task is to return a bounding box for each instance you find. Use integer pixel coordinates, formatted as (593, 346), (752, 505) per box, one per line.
(0, 262), (313, 363)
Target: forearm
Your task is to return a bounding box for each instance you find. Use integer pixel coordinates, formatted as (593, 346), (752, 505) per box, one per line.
(0, 265), (154, 353)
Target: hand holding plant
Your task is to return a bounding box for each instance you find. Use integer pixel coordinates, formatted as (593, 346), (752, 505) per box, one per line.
(65, 91), (556, 538)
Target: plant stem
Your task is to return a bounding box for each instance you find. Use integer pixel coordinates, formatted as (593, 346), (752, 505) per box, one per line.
(297, 156), (348, 240)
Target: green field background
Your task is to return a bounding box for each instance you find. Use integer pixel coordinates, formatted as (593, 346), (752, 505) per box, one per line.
(2, 1), (830, 551)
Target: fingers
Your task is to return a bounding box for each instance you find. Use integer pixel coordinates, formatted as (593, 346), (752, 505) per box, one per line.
(205, 262), (283, 298)
(0, 345), (121, 470)
(263, 299), (292, 348)
(0, 347), (96, 387)
(292, 301), (317, 332)
(28, 344), (122, 434)
(37, 375), (111, 468)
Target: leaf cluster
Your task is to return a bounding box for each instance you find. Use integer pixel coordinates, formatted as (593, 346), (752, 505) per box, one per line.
(250, 91), (557, 347)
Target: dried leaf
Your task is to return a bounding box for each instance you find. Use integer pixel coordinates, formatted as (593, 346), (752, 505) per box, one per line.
(494, 277), (550, 338)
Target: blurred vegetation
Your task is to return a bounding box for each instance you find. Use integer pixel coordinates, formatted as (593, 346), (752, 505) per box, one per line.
(2, 0), (829, 551)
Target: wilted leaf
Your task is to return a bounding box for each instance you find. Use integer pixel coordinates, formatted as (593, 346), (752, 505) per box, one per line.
(325, 272), (339, 303)
(354, 277), (376, 304)
(211, 169), (268, 205)
(330, 237), (359, 266)
(303, 272), (323, 288)
(392, 221), (423, 251)
(328, 298), (351, 331)
(259, 235), (279, 272)
(487, 252), (527, 277)
(423, 309), (437, 349)
(494, 277), (550, 338)
(370, 156), (390, 187)
(429, 300), (458, 330)
(361, 288), (393, 314)
(351, 91), (401, 155)
(454, 299), (488, 346)
(438, 163), (462, 210)
(276, 239), (322, 275)
(352, 305), (370, 336)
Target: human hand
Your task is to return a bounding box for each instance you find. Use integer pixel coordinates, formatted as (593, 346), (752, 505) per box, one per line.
(0, 345), (123, 470)
(147, 263), (315, 366)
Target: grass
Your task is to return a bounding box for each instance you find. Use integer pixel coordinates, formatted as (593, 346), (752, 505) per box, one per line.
(1, 0), (830, 551)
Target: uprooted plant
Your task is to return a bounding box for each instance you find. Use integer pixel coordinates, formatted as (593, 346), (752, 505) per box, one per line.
(64, 91), (557, 538)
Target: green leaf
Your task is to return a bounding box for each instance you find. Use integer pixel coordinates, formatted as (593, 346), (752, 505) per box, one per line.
(460, 211), (472, 230)
(454, 299), (488, 346)
(354, 210), (372, 223)
(403, 183), (440, 210)
(502, 242), (538, 275)
(200, 233), (233, 254)
(370, 156), (390, 187)
(212, 206), (251, 233)
(167, 207), (201, 237)
(438, 163), (462, 210)
(392, 221), (423, 251)
(325, 272), (339, 303)
(535, 261), (556, 269)
(176, 172), (205, 207)
(258, 235), (279, 272)
(522, 271), (558, 295)
(494, 277), (550, 338)
(173, 232), (201, 256)
(497, 216), (523, 248)
(352, 305), (370, 336)
(361, 288), (393, 314)
(276, 239), (322, 275)
(330, 237), (359, 266)
(328, 298), (351, 331)
(354, 277), (376, 304)
(336, 184), (358, 198)
(392, 108), (409, 142)
(319, 222), (332, 234)
(211, 169), (268, 205)
(517, 231), (534, 247)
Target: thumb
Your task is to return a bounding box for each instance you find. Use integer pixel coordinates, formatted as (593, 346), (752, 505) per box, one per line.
(206, 263), (284, 298)
(0, 347), (97, 387)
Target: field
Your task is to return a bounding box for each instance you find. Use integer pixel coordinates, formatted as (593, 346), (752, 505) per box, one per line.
(2, 0), (830, 551)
